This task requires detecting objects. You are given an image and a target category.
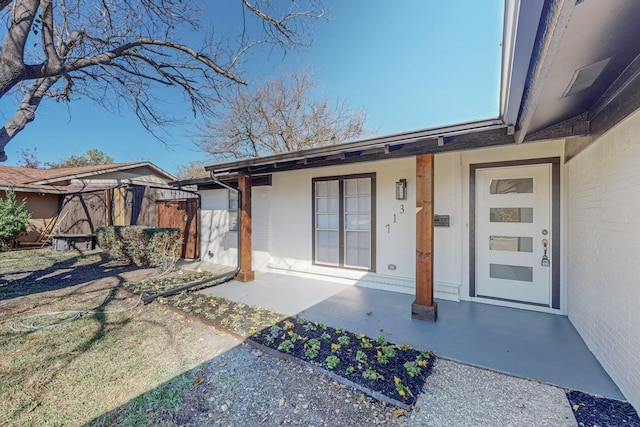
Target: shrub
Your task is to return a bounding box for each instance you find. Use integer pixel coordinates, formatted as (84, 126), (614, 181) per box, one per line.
(0, 189), (31, 248)
(96, 226), (182, 269)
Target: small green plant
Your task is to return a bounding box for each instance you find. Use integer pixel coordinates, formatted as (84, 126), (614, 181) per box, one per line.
(375, 335), (387, 346)
(270, 324), (282, 333)
(287, 331), (301, 342)
(335, 327), (345, 333)
(394, 376), (412, 397)
(326, 355), (340, 369)
(376, 351), (389, 365)
(404, 361), (422, 377)
(304, 339), (321, 359)
(398, 342), (413, 351)
(345, 366), (355, 375)
(318, 323), (327, 330)
(337, 335), (350, 346)
(363, 369), (382, 381)
(302, 323), (317, 332)
(278, 340), (294, 352)
(0, 188), (31, 248)
(356, 350), (368, 362)
(420, 350), (434, 359)
(284, 320), (294, 329)
(360, 337), (373, 349)
(297, 316), (307, 324)
(382, 345), (397, 358)
(320, 332), (331, 340)
(416, 356), (429, 368)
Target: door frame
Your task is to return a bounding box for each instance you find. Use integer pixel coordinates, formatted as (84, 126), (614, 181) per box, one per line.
(469, 157), (561, 309)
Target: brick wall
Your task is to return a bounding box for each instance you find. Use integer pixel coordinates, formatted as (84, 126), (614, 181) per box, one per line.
(567, 109), (640, 410)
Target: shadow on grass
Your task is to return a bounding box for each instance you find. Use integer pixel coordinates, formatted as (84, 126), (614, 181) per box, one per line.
(0, 287), (132, 422)
(0, 251), (139, 301)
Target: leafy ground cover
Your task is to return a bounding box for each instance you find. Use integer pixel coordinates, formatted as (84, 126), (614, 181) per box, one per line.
(251, 317), (435, 407)
(158, 290), (285, 337)
(121, 270), (218, 297)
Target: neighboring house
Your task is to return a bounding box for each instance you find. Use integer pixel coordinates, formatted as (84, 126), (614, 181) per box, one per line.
(173, 1), (640, 410)
(0, 162), (199, 258)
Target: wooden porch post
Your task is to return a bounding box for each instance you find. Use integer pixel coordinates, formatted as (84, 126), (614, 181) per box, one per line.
(236, 173), (255, 282)
(412, 154), (437, 321)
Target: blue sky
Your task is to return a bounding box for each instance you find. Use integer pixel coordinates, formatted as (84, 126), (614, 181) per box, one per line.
(1, 1), (504, 175)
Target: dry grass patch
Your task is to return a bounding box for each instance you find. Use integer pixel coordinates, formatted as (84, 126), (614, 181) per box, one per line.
(0, 250), (239, 427)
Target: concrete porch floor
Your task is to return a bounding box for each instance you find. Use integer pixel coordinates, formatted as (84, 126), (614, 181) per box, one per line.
(200, 271), (624, 401)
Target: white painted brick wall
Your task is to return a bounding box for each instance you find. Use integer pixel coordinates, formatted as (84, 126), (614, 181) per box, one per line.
(567, 108), (640, 410)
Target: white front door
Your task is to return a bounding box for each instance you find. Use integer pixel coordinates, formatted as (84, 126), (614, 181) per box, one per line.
(475, 164), (552, 306)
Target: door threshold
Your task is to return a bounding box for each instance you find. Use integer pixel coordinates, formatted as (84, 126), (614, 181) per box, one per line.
(470, 296), (564, 315)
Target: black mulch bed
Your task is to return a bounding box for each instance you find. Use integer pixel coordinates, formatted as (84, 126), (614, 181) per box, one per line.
(567, 390), (640, 427)
(251, 316), (435, 408)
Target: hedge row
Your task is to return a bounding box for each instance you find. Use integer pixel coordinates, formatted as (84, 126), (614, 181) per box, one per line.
(96, 226), (182, 270)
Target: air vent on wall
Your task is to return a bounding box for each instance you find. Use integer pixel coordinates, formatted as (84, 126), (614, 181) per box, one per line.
(563, 57), (611, 98)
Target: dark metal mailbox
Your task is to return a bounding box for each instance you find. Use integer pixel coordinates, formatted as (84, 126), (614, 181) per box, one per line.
(434, 214), (450, 227)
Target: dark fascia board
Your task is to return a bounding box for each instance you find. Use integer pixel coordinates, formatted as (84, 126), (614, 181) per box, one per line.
(205, 119), (507, 175)
(515, 0), (576, 144)
(192, 174), (273, 190)
(588, 52), (640, 140)
(202, 126), (515, 177)
(523, 112), (589, 142)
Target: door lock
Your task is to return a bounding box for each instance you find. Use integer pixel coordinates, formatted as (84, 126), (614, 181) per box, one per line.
(541, 238), (550, 267)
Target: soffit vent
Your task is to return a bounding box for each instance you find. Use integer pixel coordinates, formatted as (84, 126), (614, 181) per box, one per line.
(563, 57), (611, 97)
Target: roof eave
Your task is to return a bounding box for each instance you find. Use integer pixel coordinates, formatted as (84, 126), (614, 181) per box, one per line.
(205, 118), (505, 175)
(29, 162), (175, 185)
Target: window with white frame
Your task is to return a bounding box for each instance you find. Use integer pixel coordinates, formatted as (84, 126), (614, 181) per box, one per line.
(313, 174), (375, 271)
(228, 190), (239, 232)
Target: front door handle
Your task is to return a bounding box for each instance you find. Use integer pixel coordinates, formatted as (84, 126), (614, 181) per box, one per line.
(541, 238), (550, 267)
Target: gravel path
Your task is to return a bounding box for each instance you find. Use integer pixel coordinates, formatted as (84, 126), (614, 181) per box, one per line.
(176, 343), (407, 426)
(162, 337), (579, 427)
(408, 358), (577, 426)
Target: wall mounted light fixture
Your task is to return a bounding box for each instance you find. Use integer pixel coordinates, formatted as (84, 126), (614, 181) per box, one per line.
(396, 179), (407, 200)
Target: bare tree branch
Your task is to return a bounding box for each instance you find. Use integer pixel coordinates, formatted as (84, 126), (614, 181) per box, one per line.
(0, 0), (324, 161)
(195, 68), (371, 161)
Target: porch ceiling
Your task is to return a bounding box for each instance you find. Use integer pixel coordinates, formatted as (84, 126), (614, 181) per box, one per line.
(517, 0), (640, 142)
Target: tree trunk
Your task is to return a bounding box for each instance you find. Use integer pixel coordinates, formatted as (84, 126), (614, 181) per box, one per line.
(0, 76), (58, 161)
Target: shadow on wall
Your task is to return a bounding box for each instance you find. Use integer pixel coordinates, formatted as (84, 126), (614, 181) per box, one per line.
(201, 210), (236, 263)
